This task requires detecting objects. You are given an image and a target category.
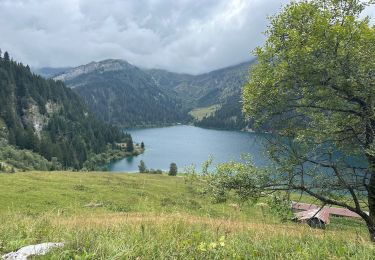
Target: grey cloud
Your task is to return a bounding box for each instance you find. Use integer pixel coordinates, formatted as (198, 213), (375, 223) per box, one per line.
(2, 0), (372, 74)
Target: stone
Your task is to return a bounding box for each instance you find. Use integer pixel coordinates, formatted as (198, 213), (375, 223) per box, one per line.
(2, 242), (64, 260)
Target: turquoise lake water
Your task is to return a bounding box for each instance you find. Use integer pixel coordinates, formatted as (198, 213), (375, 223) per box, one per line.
(108, 125), (269, 172)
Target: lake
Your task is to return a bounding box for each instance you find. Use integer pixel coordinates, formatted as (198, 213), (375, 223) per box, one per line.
(108, 125), (269, 172)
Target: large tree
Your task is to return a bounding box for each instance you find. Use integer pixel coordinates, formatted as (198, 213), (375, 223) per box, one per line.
(242, 0), (375, 240)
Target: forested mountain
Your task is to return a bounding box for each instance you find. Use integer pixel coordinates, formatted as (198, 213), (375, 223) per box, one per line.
(54, 59), (254, 129)
(147, 60), (255, 130)
(0, 52), (129, 170)
(146, 60), (253, 109)
(54, 60), (188, 127)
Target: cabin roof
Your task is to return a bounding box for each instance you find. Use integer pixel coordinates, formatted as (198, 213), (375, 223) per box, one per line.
(291, 202), (363, 218)
(293, 208), (331, 224)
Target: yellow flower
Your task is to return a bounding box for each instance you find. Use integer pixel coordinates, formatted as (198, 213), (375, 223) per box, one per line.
(198, 242), (207, 252)
(209, 242), (217, 249)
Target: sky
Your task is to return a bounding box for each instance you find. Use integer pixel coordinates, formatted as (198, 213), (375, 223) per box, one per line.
(0, 0), (374, 74)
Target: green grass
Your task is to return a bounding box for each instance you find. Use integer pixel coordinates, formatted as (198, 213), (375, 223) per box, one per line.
(0, 172), (374, 259)
(189, 105), (221, 121)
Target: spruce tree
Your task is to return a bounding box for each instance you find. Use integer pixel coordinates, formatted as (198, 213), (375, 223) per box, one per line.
(138, 160), (147, 173)
(169, 163), (177, 176)
(3, 51), (9, 61)
(126, 137), (134, 152)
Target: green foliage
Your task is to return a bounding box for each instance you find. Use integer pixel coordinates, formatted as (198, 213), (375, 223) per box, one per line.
(82, 146), (139, 171)
(266, 195), (293, 223)
(169, 162), (178, 176)
(148, 169), (163, 174)
(0, 145), (60, 172)
(242, 0), (375, 238)
(0, 53), (128, 169)
(205, 159), (270, 204)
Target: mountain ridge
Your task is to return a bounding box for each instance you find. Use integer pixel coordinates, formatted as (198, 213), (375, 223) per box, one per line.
(53, 59), (188, 127)
(52, 59), (255, 129)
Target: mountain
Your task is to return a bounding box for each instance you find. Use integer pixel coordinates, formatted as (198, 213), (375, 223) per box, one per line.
(32, 67), (72, 78)
(0, 53), (128, 170)
(147, 60), (255, 130)
(54, 59), (187, 127)
(146, 61), (253, 109)
(54, 59), (254, 129)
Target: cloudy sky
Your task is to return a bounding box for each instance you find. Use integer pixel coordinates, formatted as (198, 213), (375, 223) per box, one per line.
(0, 0), (374, 74)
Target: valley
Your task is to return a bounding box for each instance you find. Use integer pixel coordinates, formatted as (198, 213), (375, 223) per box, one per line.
(45, 59), (255, 130)
(1, 0), (375, 256)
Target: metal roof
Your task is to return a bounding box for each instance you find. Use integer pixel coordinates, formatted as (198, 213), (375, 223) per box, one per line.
(291, 201), (364, 219)
(293, 208), (331, 224)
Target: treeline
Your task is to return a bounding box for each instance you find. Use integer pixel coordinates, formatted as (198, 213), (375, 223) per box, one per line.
(138, 160), (178, 176)
(0, 51), (131, 169)
(196, 94), (248, 130)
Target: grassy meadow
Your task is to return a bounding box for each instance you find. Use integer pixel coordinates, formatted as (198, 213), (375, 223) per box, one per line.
(189, 105), (220, 121)
(0, 171), (374, 259)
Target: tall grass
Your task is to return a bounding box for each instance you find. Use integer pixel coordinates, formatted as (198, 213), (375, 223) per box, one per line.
(0, 172), (374, 259)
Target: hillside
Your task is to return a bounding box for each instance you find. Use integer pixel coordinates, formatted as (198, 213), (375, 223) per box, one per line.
(54, 60), (188, 127)
(195, 92), (248, 130)
(54, 59), (255, 129)
(148, 60), (255, 130)
(0, 53), (129, 170)
(147, 60), (253, 109)
(0, 172), (373, 259)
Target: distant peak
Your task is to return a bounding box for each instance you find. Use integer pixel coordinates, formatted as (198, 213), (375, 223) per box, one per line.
(53, 59), (135, 82)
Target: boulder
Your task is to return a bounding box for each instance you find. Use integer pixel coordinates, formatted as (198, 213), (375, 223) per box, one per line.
(2, 242), (64, 260)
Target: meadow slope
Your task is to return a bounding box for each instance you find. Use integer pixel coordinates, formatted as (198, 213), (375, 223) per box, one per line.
(0, 172), (374, 259)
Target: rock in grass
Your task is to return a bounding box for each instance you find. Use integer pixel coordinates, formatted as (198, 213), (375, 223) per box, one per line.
(2, 242), (64, 260)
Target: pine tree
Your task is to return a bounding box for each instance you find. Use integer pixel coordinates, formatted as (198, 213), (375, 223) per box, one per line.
(169, 163), (177, 176)
(3, 51), (9, 61)
(138, 160), (147, 173)
(126, 137), (134, 152)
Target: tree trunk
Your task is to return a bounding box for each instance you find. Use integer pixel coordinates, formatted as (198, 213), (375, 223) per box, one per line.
(367, 156), (375, 242)
(367, 223), (375, 242)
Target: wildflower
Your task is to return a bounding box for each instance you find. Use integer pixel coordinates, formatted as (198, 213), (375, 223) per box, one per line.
(209, 242), (217, 249)
(219, 236), (225, 247)
(198, 242), (207, 252)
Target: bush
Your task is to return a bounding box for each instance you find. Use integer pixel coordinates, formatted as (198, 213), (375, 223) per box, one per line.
(0, 145), (60, 171)
(148, 169), (163, 174)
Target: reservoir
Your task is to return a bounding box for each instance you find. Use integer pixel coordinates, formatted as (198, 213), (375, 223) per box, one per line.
(108, 125), (269, 172)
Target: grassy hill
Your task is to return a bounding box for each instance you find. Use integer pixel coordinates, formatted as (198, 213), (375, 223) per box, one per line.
(0, 172), (374, 259)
